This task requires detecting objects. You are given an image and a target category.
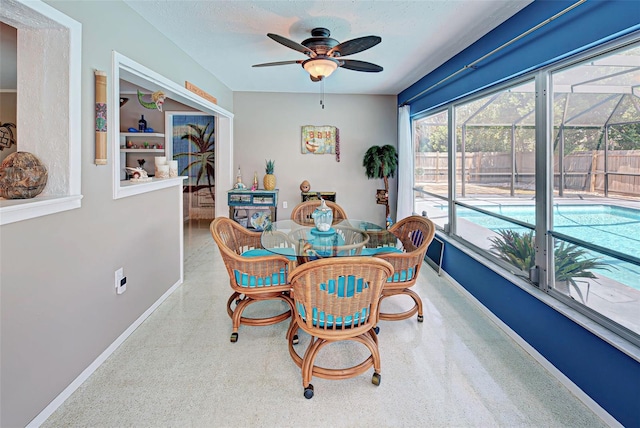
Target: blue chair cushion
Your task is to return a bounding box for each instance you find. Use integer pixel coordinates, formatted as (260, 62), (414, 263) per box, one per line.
(360, 247), (403, 256)
(233, 268), (287, 288)
(296, 275), (370, 327)
(241, 248), (296, 261)
(388, 267), (415, 283)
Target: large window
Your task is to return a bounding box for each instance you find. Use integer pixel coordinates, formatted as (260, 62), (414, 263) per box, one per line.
(412, 38), (640, 343)
(452, 80), (536, 250)
(455, 81), (536, 199)
(413, 110), (449, 228)
(549, 42), (640, 336)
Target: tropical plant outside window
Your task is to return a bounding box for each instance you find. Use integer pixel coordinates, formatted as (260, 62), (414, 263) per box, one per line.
(412, 39), (640, 341)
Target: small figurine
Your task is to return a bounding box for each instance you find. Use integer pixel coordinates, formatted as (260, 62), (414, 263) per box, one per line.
(386, 215), (394, 229)
(233, 165), (246, 189)
(126, 166), (152, 182)
(137, 89), (166, 112)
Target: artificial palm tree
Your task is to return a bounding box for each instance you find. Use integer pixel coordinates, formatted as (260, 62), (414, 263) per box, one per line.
(363, 144), (398, 219)
(174, 122), (215, 201)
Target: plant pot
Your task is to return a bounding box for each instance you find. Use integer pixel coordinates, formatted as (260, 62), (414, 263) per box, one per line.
(554, 279), (571, 296)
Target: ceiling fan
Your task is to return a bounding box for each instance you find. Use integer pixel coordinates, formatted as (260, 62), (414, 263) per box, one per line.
(252, 27), (383, 82)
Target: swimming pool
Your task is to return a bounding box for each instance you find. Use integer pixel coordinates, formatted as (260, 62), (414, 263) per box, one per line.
(458, 204), (640, 289)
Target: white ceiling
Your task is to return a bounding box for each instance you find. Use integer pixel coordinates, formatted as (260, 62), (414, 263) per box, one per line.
(123, 0), (532, 96)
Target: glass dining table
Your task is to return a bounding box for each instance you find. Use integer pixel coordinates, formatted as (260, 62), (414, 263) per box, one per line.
(260, 219), (400, 264)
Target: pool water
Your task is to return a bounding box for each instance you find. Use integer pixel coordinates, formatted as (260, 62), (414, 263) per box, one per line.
(458, 204), (640, 289)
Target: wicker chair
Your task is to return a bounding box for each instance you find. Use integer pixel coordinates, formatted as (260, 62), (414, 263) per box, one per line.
(290, 200), (348, 225)
(286, 257), (393, 399)
(374, 216), (435, 323)
(210, 217), (295, 343)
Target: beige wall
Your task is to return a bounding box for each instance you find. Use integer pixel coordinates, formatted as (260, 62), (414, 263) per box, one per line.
(1, 2), (397, 425)
(0, 1), (232, 426)
(233, 92), (398, 225)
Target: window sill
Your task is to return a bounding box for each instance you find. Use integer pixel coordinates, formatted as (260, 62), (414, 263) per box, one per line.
(0, 195), (83, 226)
(440, 233), (640, 362)
(114, 176), (186, 199)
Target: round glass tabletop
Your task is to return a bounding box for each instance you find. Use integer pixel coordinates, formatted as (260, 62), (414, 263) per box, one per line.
(260, 219), (399, 259)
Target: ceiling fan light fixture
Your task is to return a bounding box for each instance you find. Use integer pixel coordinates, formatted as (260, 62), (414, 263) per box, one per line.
(303, 58), (338, 79)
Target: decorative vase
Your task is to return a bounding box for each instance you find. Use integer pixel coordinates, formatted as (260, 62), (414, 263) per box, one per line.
(0, 151), (48, 199)
(264, 174), (276, 190)
(312, 199), (333, 231)
(251, 171), (259, 190)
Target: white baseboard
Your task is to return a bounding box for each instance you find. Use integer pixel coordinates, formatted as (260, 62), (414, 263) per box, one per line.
(440, 270), (622, 428)
(26, 279), (184, 427)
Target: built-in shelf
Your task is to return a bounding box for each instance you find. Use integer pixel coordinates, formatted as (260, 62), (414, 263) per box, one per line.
(119, 131), (168, 181)
(120, 149), (164, 153)
(120, 132), (164, 138)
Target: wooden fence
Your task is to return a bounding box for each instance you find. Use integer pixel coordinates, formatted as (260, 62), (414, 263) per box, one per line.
(415, 150), (640, 196)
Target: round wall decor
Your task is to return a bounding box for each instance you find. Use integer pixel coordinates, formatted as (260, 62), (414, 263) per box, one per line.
(0, 151), (48, 199)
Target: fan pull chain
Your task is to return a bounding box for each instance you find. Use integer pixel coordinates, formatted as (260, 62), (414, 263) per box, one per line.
(320, 79), (325, 109)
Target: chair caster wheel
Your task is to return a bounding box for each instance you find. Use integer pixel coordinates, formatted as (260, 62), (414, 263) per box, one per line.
(304, 384), (314, 399)
(417, 315), (424, 322)
(230, 332), (238, 343)
(292, 334), (299, 345)
(373, 326), (380, 334)
(372, 373), (381, 386)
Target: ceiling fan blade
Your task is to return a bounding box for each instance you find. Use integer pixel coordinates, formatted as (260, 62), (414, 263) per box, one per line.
(340, 59), (383, 73)
(327, 36), (381, 57)
(252, 60), (302, 67)
(267, 33), (316, 57)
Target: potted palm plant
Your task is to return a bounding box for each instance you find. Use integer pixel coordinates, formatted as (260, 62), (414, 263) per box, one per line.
(363, 144), (398, 220)
(489, 229), (609, 302)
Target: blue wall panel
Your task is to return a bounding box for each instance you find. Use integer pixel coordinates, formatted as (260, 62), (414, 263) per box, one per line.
(441, 239), (640, 427)
(399, 0), (640, 116)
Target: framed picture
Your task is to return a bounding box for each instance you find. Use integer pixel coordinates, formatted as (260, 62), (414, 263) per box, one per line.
(301, 125), (337, 155)
(376, 189), (388, 205)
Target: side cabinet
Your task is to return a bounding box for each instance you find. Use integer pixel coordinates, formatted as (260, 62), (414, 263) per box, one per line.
(227, 189), (278, 230)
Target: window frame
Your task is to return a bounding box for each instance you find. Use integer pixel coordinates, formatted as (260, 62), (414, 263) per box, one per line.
(410, 32), (640, 348)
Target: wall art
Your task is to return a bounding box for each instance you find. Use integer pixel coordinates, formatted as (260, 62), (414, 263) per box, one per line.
(0, 122), (16, 151)
(94, 70), (107, 165)
(301, 125), (340, 162)
(137, 89), (166, 111)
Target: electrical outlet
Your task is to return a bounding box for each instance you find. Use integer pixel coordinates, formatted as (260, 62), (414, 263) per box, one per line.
(283, 201), (288, 209)
(115, 267), (127, 294)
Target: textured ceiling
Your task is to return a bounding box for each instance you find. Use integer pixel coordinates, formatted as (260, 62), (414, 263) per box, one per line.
(123, 0), (532, 95)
